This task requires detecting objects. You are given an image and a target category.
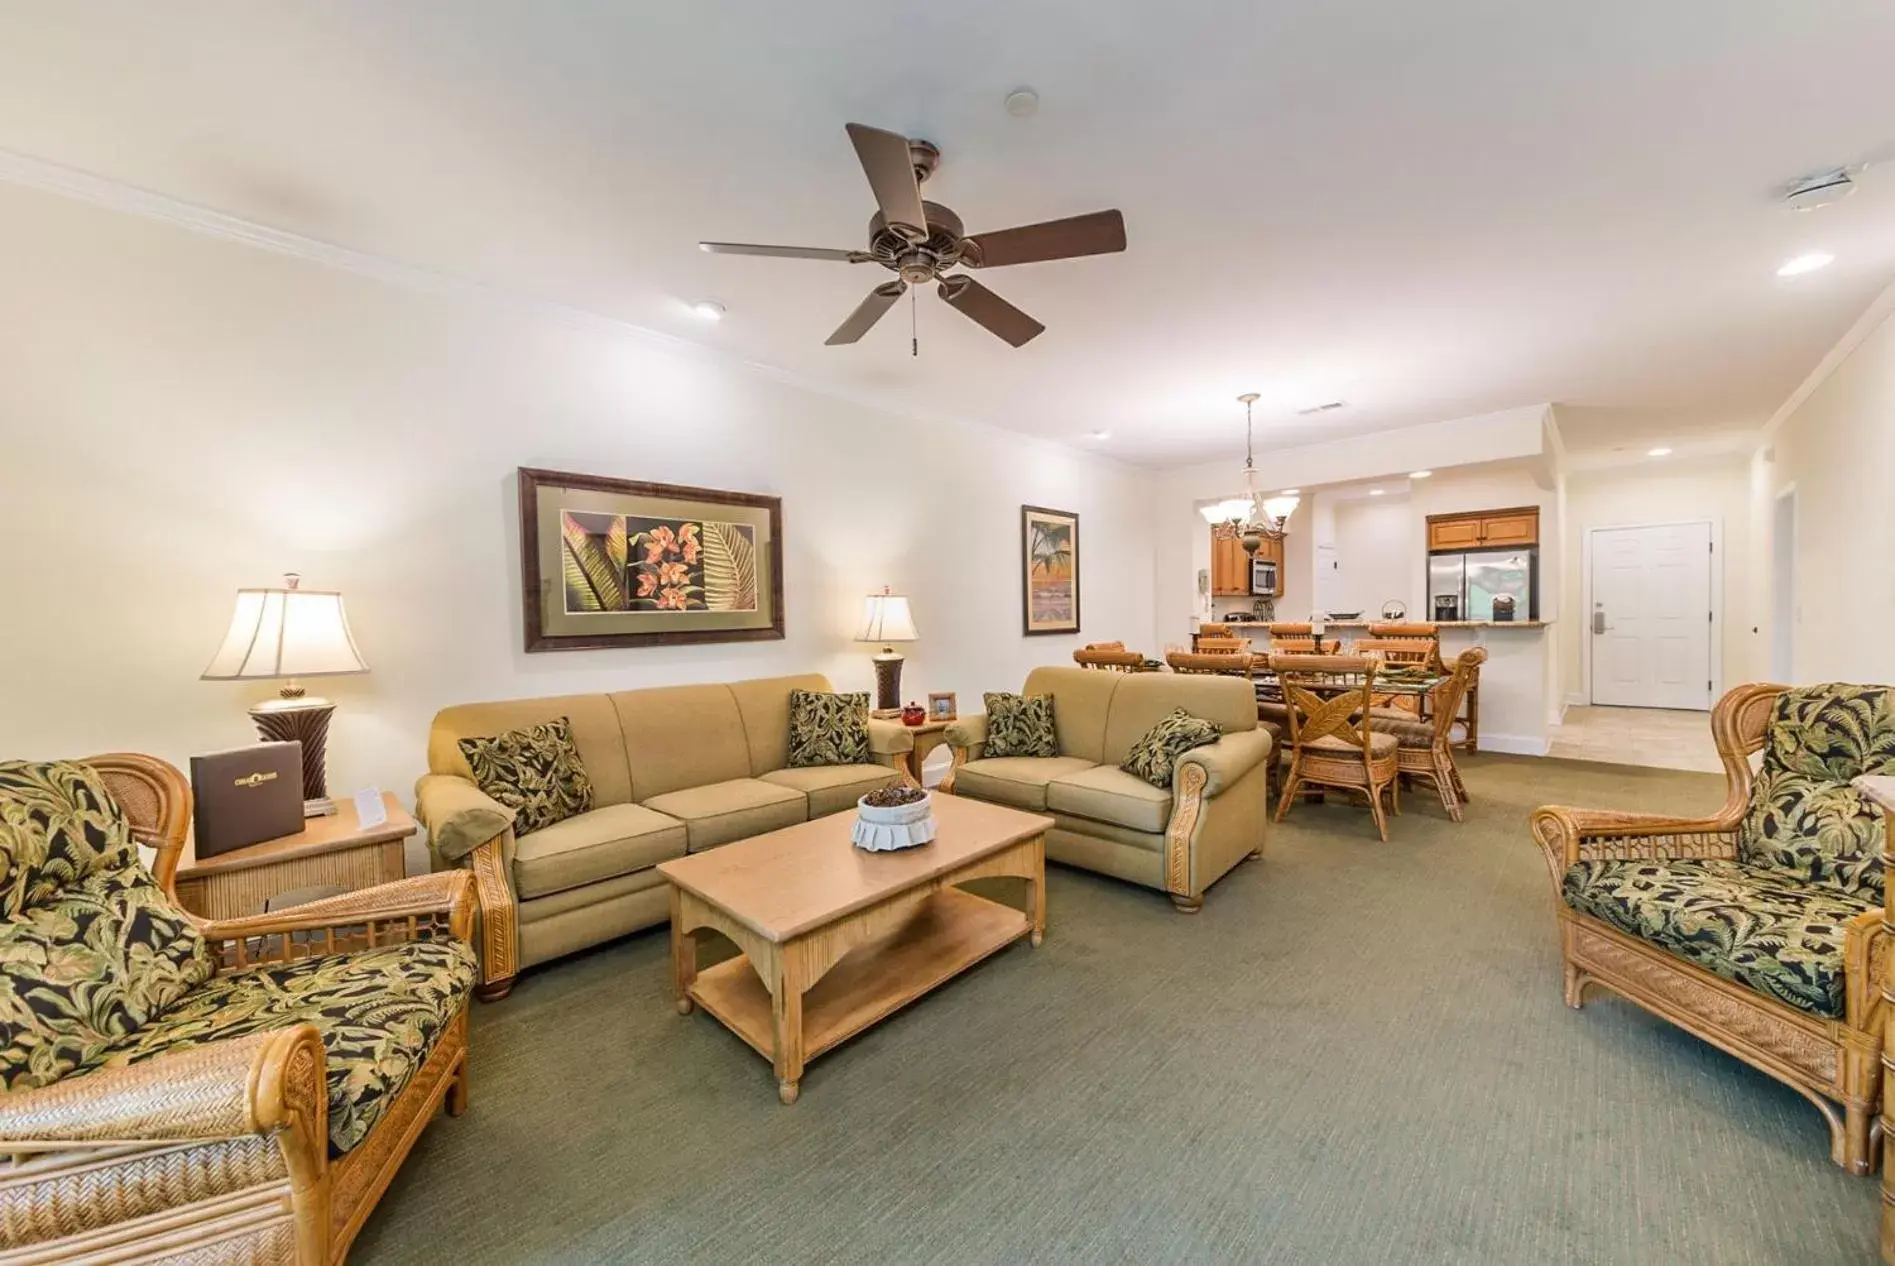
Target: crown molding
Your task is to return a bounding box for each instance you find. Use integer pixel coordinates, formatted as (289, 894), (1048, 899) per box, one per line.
(0, 146), (1142, 475)
(1759, 273), (1895, 444)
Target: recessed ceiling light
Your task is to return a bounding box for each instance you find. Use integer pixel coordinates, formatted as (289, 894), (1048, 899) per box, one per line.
(1085, 429), (1111, 440)
(1777, 252), (1834, 277)
(691, 300), (726, 321)
(1410, 470), (1432, 479)
(1647, 446), (1672, 457)
(1368, 488), (1385, 496)
(1278, 488), (1301, 496)
(1004, 88), (1040, 117)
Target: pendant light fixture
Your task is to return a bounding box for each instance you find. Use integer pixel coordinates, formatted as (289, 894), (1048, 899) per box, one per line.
(1197, 393), (1299, 552)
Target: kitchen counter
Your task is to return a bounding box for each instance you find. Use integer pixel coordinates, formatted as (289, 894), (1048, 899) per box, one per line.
(1319, 619), (1550, 630)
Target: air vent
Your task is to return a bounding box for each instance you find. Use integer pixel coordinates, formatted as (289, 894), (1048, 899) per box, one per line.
(1297, 400), (1347, 415)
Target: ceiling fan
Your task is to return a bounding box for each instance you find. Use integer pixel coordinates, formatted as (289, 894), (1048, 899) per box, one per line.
(699, 123), (1126, 348)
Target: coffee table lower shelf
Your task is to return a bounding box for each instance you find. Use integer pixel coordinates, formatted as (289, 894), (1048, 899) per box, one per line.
(687, 887), (1029, 1086)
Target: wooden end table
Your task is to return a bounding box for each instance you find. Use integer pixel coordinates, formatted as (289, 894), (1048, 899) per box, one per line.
(173, 792), (414, 919)
(658, 793), (1049, 1104)
(896, 719), (955, 786)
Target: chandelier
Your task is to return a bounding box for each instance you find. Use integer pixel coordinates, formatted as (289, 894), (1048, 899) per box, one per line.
(1197, 392), (1300, 554)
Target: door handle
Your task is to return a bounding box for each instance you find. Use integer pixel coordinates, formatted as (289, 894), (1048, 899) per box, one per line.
(1592, 610), (1606, 635)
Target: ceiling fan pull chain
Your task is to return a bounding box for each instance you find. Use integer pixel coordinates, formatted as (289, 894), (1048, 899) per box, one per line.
(911, 287), (918, 358)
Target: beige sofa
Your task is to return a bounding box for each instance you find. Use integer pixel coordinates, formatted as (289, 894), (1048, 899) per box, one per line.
(943, 666), (1271, 912)
(416, 674), (911, 998)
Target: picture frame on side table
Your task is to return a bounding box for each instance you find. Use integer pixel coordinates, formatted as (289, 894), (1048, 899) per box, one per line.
(1021, 504), (1080, 636)
(928, 692), (957, 721)
(519, 467), (785, 652)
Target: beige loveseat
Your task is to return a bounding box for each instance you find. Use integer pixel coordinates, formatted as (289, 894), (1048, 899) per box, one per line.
(416, 674), (911, 998)
(943, 666), (1271, 912)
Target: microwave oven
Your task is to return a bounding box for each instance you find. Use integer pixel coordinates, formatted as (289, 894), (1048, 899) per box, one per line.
(1250, 557), (1278, 594)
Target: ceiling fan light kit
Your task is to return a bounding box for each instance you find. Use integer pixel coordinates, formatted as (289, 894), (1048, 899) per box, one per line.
(700, 122), (1125, 350)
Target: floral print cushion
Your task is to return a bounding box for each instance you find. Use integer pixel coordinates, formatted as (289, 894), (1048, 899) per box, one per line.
(1562, 857), (1873, 1018)
(982, 693), (1058, 759)
(93, 940), (478, 1155)
(1121, 708), (1222, 789)
(0, 761), (215, 1091)
(787, 690), (872, 767)
(1, 759), (141, 916)
(459, 718), (595, 836)
(1737, 685), (1895, 902)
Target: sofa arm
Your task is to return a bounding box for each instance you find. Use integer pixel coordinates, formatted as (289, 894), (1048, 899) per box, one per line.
(867, 718), (915, 757)
(945, 713), (988, 755)
(1176, 729), (1272, 797)
(0, 1027), (327, 1152)
(416, 773), (513, 864)
(1528, 806), (1740, 891)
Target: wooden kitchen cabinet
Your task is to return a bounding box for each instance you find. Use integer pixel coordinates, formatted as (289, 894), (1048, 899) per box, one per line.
(1426, 507), (1539, 551)
(1210, 531), (1248, 596)
(1478, 511), (1538, 546)
(1208, 529), (1285, 597)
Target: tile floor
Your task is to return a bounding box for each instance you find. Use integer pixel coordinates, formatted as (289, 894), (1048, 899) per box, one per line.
(1546, 704), (1725, 774)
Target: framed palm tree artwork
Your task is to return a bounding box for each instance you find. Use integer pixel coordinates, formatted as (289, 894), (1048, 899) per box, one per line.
(1021, 504), (1080, 636)
(519, 467), (785, 651)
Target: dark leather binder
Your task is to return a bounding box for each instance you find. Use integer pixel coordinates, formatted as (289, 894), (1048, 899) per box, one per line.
(191, 742), (304, 859)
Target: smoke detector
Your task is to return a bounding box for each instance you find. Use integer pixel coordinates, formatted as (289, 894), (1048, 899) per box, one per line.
(1783, 168), (1856, 212)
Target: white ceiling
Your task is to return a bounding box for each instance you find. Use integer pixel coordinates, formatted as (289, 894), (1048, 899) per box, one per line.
(1, 1), (1891, 467)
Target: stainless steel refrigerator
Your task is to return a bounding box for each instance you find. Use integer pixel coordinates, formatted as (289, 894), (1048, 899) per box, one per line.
(1428, 546), (1537, 622)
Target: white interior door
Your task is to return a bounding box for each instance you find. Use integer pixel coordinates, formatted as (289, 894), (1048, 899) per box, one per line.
(1590, 522), (1714, 710)
(1313, 544), (1341, 616)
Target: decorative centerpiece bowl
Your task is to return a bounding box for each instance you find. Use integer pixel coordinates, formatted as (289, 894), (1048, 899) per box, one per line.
(853, 785), (935, 852)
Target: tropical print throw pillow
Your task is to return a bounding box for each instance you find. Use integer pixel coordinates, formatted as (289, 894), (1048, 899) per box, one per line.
(1121, 708), (1222, 789)
(788, 690), (872, 767)
(982, 692), (1058, 759)
(458, 718), (594, 836)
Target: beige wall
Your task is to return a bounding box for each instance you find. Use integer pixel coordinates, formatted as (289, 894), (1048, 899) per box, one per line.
(1560, 456), (1753, 703)
(1749, 297), (1895, 685)
(0, 183), (1160, 800)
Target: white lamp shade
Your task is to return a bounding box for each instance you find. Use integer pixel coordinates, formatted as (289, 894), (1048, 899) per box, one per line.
(854, 591), (918, 643)
(202, 585), (368, 680)
(1262, 494), (1301, 523)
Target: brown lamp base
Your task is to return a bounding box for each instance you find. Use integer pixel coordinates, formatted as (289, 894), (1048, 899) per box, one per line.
(249, 695), (337, 817)
(871, 651), (905, 713)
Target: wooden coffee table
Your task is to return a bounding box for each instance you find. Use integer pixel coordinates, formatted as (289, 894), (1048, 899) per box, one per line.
(657, 793), (1050, 1104)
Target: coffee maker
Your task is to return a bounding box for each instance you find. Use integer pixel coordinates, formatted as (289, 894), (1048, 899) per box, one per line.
(1433, 593), (1460, 621)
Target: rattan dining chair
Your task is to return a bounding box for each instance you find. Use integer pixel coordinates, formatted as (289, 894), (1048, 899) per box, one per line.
(1074, 642), (1147, 671)
(1272, 654), (1401, 840)
(1370, 647), (1487, 820)
(1265, 623), (1339, 655)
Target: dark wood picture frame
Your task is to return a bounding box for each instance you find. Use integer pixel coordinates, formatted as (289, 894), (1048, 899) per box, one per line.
(1020, 504), (1081, 636)
(519, 467), (786, 652)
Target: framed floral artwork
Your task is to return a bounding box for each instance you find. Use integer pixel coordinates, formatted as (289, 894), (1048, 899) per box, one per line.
(519, 467), (785, 651)
(1021, 504), (1080, 636)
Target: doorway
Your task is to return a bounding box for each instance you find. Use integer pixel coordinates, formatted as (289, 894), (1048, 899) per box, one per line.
(1588, 520), (1715, 710)
(1771, 488), (1796, 682)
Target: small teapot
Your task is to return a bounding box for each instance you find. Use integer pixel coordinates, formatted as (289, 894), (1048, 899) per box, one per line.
(901, 701), (927, 726)
(1382, 599), (1407, 620)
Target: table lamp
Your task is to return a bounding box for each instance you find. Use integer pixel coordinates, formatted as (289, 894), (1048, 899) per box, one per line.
(854, 587), (918, 714)
(201, 573), (368, 816)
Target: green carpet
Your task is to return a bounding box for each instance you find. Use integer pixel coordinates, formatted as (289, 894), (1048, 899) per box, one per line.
(354, 756), (1878, 1264)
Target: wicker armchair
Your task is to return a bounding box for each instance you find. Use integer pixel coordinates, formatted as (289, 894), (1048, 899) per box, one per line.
(1530, 683), (1894, 1174)
(0, 755), (477, 1263)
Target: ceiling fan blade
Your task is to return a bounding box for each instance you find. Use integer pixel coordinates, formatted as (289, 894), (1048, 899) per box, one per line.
(699, 241), (869, 262)
(845, 123), (928, 240)
(937, 276), (1045, 347)
(825, 281), (907, 346)
(964, 209), (1126, 268)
